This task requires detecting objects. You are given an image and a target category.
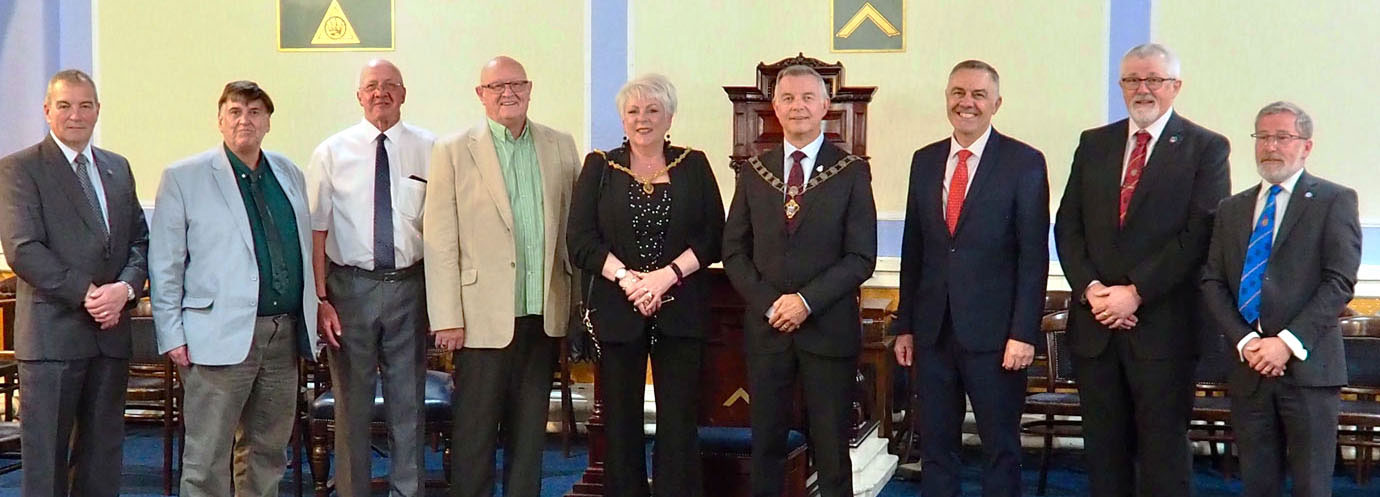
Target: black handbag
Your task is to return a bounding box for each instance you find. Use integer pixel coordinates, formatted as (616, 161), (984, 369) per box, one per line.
(567, 155), (609, 363)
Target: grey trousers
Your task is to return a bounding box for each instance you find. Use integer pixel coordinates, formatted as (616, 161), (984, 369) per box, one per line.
(325, 264), (428, 497)
(451, 316), (558, 497)
(18, 356), (128, 497)
(1232, 377), (1341, 497)
(180, 314), (300, 497)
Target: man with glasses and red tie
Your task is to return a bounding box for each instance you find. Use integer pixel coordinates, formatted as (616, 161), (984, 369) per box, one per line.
(424, 55), (581, 497)
(1202, 102), (1359, 497)
(1054, 43), (1231, 497)
(306, 59), (436, 497)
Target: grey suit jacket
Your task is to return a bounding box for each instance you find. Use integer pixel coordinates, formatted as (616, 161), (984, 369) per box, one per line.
(1202, 170), (1361, 389)
(149, 146), (321, 366)
(0, 135), (149, 361)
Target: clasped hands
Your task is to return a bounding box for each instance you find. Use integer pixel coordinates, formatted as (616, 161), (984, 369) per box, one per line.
(767, 294), (809, 333)
(1087, 282), (1140, 330)
(1242, 336), (1290, 377)
(620, 267), (678, 317)
(84, 282), (128, 330)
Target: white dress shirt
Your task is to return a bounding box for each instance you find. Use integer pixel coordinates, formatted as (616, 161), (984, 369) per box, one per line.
(1234, 167), (1309, 362)
(942, 126), (992, 208)
(1121, 108), (1174, 181)
(781, 132), (826, 195)
(50, 130), (109, 228)
(306, 119), (436, 270)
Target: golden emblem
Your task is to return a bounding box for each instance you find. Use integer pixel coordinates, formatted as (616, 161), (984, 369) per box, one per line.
(785, 197), (800, 219)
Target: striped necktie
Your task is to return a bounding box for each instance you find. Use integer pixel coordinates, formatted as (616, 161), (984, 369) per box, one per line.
(1237, 184), (1283, 325)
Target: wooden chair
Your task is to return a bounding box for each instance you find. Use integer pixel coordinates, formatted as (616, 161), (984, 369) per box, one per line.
(0, 350), (20, 475)
(1020, 311), (1081, 495)
(1338, 316), (1380, 483)
(126, 308), (182, 496)
(552, 337), (578, 457)
(304, 351), (455, 497)
(1188, 334), (1235, 478)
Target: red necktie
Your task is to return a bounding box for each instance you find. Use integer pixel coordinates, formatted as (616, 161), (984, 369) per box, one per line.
(786, 150), (805, 234)
(946, 149), (973, 235)
(1119, 130), (1152, 227)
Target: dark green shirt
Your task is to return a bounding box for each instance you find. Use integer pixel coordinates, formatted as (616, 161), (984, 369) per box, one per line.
(226, 145), (304, 316)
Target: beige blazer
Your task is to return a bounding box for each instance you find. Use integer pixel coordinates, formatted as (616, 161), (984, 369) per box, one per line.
(423, 119), (580, 348)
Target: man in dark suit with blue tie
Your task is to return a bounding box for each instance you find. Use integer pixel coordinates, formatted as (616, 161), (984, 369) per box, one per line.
(0, 69), (149, 497)
(891, 60), (1049, 497)
(1202, 102), (1360, 497)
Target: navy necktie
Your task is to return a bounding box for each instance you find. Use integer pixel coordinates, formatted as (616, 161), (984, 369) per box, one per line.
(374, 134), (395, 270)
(1238, 184), (1283, 325)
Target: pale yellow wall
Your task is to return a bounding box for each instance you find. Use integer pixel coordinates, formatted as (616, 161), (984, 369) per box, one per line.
(630, 0), (1108, 216)
(1156, 0), (1380, 219)
(95, 0), (587, 200)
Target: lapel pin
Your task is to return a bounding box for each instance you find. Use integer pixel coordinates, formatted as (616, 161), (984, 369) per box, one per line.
(1305, 191), (1314, 198)
(815, 165), (823, 173)
(1169, 135), (1180, 144)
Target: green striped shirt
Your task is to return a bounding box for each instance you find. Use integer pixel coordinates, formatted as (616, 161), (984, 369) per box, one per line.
(488, 118), (545, 316)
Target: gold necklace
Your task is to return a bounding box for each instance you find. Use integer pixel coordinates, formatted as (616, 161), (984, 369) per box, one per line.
(606, 147), (693, 194)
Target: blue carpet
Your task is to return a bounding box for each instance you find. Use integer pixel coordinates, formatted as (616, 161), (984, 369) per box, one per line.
(1, 427), (1377, 496)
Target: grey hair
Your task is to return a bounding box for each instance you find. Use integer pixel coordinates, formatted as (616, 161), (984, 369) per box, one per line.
(773, 65), (830, 99)
(46, 69), (99, 104)
(949, 59), (1000, 94)
(1256, 101), (1313, 139)
(615, 73), (678, 117)
(1122, 43), (1181, 77)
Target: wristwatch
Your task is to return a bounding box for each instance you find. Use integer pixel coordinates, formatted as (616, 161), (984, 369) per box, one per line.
(614, 268), (629, 282)
(120, 281), (136, 302)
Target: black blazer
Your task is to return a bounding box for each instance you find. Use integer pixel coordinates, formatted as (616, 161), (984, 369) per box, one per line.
(1054, 112), (1231, 360)
(567, 145), (725, 343)
(0, 135), (150, 361)
(1202, 171), (1360, 389)
(892, 130), (1050, 352)
(722, 141), (877, 358)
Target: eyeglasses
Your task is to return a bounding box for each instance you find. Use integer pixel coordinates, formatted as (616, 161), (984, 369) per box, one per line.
(1119, 77), (1177, 91)
(360, 81), (404, 93)
(1250, 132), (1307, 145)
(480, 80), (532, 95)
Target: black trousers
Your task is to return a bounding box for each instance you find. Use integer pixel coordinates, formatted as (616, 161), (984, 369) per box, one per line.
(19, 356), (128, 497)
(450, 316), (558, 497)
(748, 343), (855, 497)
(600, 327), (705, 497)
(914, 312), (1027, 497)
(1072, 333), (1196, 497)
(1232, 376), (1340, 497)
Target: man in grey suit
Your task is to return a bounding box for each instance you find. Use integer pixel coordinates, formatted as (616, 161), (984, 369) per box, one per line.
(1202, 101), (1361, 497)
(307, 59), (436, 497)
(150, 81), (321, 497)
(0, 69), (149, 497)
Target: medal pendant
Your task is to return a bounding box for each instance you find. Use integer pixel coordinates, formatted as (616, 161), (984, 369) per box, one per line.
(642, 182), (655, 195)
(785, 197), (800, 219)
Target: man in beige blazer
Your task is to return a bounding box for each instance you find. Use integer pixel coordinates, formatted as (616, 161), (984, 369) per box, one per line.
(423, 55), (580, 497)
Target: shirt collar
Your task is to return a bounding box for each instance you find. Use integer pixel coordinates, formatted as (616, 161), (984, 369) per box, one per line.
(1259, 167), (1305, 198)
(49, 130), (93, 167)
(1128, 107), (1174, 142)
(223, 143), (270, 178)
(361, 118), (404, 143)
(948, 126), (993, 161)
(783, 132), (826, 162)
(487, 117), (530, 143)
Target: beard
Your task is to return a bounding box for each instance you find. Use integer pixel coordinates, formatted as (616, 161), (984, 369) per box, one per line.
(1256, 160), (1301, 184)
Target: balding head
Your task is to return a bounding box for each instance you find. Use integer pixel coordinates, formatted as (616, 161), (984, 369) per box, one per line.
(357, 58), (406, 131)
(476, 56), (532, 135)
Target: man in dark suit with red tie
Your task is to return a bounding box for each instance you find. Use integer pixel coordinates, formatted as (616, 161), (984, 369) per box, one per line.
(1202, 102), (1360, 497)
(892, 60), (1049, 497)
(723, 64), (877, 497)
(1054, 43), (1231, 496)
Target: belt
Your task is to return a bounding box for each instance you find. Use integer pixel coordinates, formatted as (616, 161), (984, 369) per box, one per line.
(329, 262), (423, 282)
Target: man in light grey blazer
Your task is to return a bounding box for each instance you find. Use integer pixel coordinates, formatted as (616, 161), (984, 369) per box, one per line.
(149, 81), (321, 497)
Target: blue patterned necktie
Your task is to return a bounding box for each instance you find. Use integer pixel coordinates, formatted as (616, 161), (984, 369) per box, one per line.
(1237, 184), (1283, 325)
(374, 134), (395, 270)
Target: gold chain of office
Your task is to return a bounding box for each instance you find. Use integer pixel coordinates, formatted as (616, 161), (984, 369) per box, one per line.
(596, 147), (694, 195)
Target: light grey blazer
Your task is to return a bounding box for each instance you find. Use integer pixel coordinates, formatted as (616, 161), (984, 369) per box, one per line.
(149, 146), (321, 366)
